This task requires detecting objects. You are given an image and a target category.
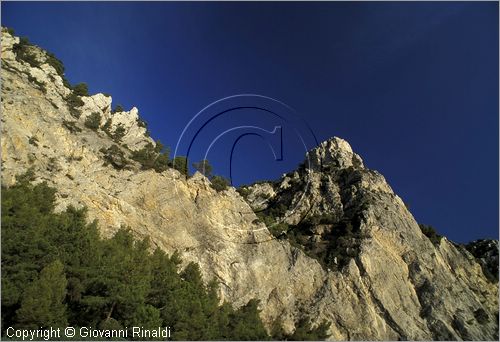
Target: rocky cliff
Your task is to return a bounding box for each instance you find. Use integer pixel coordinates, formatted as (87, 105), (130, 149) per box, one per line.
(1, 29), (498, 340)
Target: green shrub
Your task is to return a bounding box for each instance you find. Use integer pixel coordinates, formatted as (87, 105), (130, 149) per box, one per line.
(66, 93), (84, 118)
(19, 36), (29, 45)
(172, 156), (189, 176)
(153, 139), (164, 153)
(62, 120), (82, 133)
(266, 202), (288, 219)
(153, 153), (169, 172)
(306, 213), (336, 226)
(112, 104), (124, 114)
(102, 118), (112, 136)
(27, 75), (46, 93)
(210, 175), (230, 192)
(84, 112), (101, 131)
(130, 141), (170, 173)
(66, 93), (84, 108)
(255, 209), (289, 239)
(45, 51), (65, 78)
(286, 317), (331, 341)
(137, 117), (147, 128)
(5, 27), (15, 35)
(237, 187), (251, 199)
(101, 120), (127, 143)
(12, 35), (65, 83)
(130, 143), (157, 169)
(62, 78), (71, 89)
(261, 210), (367, 271)
(13, 37), (39, 68)
(72, 83), (89, 97)
(16, 260), (68, 329)
(112, 124), (126, 143)
(100, 145), (128, 170)
(419, 224), (442, 245)
(193, 159), (213, 178)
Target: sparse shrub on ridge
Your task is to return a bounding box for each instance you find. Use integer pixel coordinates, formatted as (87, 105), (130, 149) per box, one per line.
(62, 120), (82, 133)
(112, 104), (124, 114)
(100, 145), (128, 170)
(210, 175), (230, 192)
(102, 118), (112, 136)
(237, 187), (251, 199)
(5, 27), (15, 35)
(191, 159), (232, 193)
(285, 317), (331, 341)
(419, 224), (443, 245)
(101, 119), (128, 144)
(154, 153), (170, 172)
(65, 84), (89, 119)
(11, 34), (68, 85)
(66, 93), (84, 118)
(111, 123), (126, 143)
(137, 117), (147, 128)
(27, 75), (46, 93)
(12, 37), (39, 68)
(45, 51), (65, 78)
(193, 159), (213, 178)
(130, 143), (157, 169)
(130, 140), (170, 172)
(255, 198), (367, 271)
(72, 83), (89, 97)
(84, 112), (101, 131)
(172, 156), (189, 176)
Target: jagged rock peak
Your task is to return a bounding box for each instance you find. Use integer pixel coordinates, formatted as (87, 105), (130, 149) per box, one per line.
(306, 136), (364, 171)
(0, 27), (155, 152)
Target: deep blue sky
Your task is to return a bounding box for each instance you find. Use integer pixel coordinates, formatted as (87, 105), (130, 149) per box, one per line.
(2, 1), (498, 243)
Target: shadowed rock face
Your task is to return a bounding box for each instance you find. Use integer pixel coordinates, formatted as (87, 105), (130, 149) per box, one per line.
(1, 28), (498, 340)
(466, 240), (499, 283)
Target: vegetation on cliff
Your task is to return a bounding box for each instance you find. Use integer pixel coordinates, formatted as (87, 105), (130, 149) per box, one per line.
(418, 224), (443, 245)
(1, 175), (329, 340)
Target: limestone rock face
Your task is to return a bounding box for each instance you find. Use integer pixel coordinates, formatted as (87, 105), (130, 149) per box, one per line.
(1, 29), (498, 340)
(79, 94), (152, 150)
(306, 137), (364, 171)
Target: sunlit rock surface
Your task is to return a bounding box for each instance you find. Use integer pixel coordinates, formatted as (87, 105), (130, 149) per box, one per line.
(1, 29), (498, 340)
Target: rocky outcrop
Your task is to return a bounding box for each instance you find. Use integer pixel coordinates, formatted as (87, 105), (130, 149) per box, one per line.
(1, 28), (498, 340)
(466, 240), (499, 283)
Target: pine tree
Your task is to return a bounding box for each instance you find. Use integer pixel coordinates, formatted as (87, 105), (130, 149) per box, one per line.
(72, 83), (89, 96)
(16, 260), (68, 329)
(192, 159), (213, 178)
(287, 317), (331, 340)
(229, 299), (269, 340)
(172, 156), (189, 176)
(210, 175), (230, 192)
